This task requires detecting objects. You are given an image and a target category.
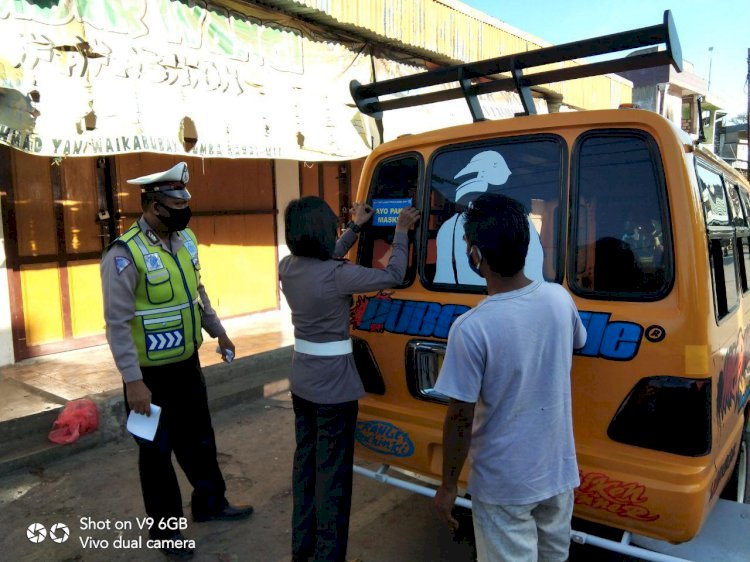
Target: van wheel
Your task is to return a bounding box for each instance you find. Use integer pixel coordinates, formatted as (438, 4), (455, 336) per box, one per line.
(722, 415), (750, 503)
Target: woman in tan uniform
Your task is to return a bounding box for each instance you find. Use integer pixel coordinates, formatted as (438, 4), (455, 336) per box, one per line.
(279, 196), (419, 562)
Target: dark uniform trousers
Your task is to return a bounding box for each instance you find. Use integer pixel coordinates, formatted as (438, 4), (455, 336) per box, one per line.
(291, 394), (358, 562)
(124, 352), (226, 538)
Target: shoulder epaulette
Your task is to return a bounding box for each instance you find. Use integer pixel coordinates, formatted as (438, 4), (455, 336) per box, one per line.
(103, 224), (140, 256)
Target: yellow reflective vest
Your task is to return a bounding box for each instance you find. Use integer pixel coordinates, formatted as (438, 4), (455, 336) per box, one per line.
(115, 223), (203, 365)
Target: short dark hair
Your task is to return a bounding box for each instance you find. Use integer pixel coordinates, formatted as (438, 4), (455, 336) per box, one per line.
(462, 193), (529, 277)
(141, 191), (159, 211)
(285, 196), (338, 260)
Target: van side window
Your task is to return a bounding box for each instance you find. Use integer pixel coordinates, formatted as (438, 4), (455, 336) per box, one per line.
(358, 154), (421, 285)
(423, 137), (565, 291)
(571, 131), (672, 299)
(696, 162), (739, 318)
(736, 187), (750, 293)
(696, 165), (731, 226)
(726, 184), (745, 227)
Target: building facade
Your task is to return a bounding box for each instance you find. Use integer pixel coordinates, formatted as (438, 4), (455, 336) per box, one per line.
(0, 0), (632, 364)
(619, 46), (726, 152)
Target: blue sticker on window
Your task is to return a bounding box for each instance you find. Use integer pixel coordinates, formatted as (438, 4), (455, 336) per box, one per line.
(372, 198), (412, 227)
(355, 420), (414, 457)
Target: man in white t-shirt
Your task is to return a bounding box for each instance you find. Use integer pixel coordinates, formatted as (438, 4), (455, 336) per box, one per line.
(433, 193), (587, 562)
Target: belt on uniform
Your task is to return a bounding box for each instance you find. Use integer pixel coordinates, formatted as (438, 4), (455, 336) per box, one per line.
(294, 338), (353, 356)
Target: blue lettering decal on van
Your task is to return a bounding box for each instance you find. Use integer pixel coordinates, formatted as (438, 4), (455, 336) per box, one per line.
(355, 420), (415, 457)
(575, 312), (643, 361)
(351, 295), (647, 360)
(351, 294), (469, 339)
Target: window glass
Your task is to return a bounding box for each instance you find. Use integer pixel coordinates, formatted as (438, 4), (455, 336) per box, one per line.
(738, 188), (750, 220)
(572, 133), (671, 298)
(710, 238), (739, 317)
(696, 165), (730, 226)
(723, 239), (739, 309)
(358, 155), (420, 282)
(727, 184), (745, 226)
(738, 237), (750, 293)
(424, 138), (563, 289)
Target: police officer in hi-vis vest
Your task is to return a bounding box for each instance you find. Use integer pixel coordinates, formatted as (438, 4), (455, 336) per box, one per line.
(101, 162), (252, 560)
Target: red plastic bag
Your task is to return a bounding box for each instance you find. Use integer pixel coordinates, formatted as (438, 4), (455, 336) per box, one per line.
(48, 399), (99, 444)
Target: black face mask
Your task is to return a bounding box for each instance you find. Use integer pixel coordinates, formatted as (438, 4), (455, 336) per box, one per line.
(156, 203), (192, 232)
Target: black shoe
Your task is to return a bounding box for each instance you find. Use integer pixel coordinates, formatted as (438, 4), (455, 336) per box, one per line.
(193, 503), (254, 522)
(157, 532), (194, 560)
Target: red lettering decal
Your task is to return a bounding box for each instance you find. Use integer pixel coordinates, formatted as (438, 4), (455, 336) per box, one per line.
(575, 471), (659, 522)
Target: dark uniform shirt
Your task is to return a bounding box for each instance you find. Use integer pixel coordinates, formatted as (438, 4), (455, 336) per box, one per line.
(279, 229), (408, 404)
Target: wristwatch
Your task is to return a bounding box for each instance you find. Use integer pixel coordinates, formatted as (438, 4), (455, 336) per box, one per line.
(347, 221), (362, 234)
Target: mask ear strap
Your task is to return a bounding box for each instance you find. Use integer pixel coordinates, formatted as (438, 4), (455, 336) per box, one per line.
(154, 199), (170, 215)
(471, 245), (483, 266)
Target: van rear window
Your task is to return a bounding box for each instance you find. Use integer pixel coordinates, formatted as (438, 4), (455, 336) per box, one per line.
(422, 136), (565, 291)
(571, 131), (672, 300)
(357, 154), (421, 286)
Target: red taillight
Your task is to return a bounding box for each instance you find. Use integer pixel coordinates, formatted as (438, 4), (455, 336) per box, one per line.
(608, 376), (711, 456)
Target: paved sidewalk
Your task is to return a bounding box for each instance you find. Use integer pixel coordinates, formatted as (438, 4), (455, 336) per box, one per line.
(0, 310), (294, 423)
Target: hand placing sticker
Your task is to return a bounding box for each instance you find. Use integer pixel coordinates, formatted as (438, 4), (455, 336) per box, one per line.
(351, 202), (375, 226)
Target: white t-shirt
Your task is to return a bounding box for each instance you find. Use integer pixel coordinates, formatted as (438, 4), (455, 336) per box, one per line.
(434, 281), (587, 505)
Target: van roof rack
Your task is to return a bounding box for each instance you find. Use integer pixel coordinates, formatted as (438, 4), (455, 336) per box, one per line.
(350, 10), (682, 122)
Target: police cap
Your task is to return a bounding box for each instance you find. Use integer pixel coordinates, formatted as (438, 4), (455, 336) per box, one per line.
(127, 162), (191, 201)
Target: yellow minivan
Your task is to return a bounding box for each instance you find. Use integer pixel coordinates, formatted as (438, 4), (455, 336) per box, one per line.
(346, 10), (750, 557)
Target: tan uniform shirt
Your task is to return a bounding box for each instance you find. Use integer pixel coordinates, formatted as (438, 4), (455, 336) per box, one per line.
(101, 217), (225, 383)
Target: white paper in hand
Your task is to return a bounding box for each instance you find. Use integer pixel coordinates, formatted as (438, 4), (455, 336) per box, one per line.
(126, 403), (161, 441)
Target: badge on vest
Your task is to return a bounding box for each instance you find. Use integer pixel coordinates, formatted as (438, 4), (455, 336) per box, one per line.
(146, 329), (184, 352)
(114, 256), (131, 275)
(145, 230), (160, 245)
(144, 253), (164, 271)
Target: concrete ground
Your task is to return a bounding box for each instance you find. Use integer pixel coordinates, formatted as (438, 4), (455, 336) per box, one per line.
(0, 310), (294, 423)
(0, 390), (477, 562)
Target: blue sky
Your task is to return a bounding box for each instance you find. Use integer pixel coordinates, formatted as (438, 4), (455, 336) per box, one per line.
(461, 0), (748, 116)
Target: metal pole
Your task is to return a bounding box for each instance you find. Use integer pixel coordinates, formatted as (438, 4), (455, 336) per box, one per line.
(353, 464), (472, 509)
(707, 47), (714, 91)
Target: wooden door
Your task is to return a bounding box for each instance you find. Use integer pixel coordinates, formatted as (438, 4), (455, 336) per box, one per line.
(299, 160), (364, 228)
(0, 148), (112, 359)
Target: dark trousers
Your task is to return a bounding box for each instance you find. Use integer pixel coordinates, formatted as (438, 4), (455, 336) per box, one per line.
(291, 394), (358, 562)
(124, 353), (226, 538)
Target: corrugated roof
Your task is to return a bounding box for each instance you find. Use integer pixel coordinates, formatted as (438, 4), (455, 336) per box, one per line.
(247, 0), (631, 110)
(252, 0), (548, 64)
